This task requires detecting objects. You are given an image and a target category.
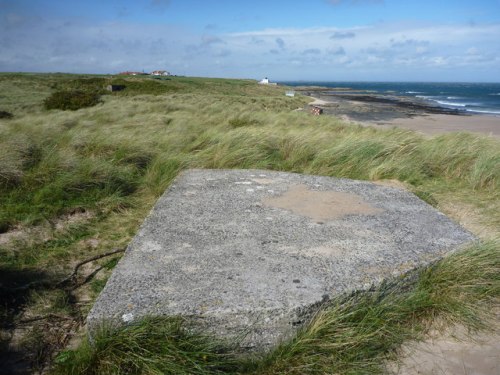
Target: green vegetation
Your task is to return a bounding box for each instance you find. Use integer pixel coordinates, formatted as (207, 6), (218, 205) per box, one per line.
(256, 241), (498, 374)
(53, 317), (239, 375)
(44, 90), (102, 111)
(53, 241), (498, 375)
(0, 73), (498, 374)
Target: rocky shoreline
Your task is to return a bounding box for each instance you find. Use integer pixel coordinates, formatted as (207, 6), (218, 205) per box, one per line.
(293, 87), (499, 137)
(296, 87), (467, 123)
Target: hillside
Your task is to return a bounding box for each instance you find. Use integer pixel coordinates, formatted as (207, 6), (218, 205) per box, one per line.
(0, 73), (498, 374)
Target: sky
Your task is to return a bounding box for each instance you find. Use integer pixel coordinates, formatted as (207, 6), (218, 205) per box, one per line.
(1, 0), (500, 81)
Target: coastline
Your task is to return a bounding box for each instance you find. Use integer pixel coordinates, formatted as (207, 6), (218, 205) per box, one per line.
(298, 88), (500, 138)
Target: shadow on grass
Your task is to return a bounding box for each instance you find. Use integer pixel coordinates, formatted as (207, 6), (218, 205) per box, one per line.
(0, 267), (58, 375)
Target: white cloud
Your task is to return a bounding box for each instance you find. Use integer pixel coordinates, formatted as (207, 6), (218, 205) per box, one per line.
(225, 23), (500, 79)
(467, 47), (479, 55)
(428, 56), (448, 66)
(0, 15), (499, 80)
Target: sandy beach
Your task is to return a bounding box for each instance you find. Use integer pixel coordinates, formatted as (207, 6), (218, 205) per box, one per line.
(302, 89), (500, 138)
(381, 114), (500, 138)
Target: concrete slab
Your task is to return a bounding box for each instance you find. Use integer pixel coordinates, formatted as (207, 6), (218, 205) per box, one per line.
(87, 169), (475, 351)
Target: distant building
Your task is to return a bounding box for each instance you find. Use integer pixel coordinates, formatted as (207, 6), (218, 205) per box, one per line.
(258, 77), (277, 85)
(151, 70), (170, 76)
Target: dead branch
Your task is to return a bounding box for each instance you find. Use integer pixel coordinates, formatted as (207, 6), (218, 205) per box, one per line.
(57, 247), (125, 287)
(71, 266), (104, 290)
(9, 248), (125, 292)
(18, 313), (73, 325)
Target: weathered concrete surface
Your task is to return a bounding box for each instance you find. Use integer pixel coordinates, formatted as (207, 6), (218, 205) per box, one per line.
(87, 169), (475, 351)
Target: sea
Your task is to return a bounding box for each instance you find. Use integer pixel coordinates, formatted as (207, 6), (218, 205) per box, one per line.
(280, 82), (500, 116)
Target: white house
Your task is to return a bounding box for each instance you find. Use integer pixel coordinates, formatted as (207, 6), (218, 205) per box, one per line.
(258, 77), (270, 84)
(151, 70), (170, 76)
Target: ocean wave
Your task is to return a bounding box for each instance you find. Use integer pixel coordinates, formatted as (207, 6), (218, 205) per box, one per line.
(467, 109), (500, 115)
(436, 100), (466, 107)
(489, 93), (500, 96)
(406, 91), (423, 94)
(446, 96), (463, 99)
(436, 100), (484, 108)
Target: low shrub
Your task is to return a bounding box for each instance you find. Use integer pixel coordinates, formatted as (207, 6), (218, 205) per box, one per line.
(44, 90), (101, 111)
(54, 77), (109, 94)
(109, 78), (177, 95)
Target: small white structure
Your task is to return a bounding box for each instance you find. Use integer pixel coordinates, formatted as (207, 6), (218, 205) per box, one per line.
(285, 90), (295, 97)
(259, 77), (270, 84)
(151, 70), (170, 76)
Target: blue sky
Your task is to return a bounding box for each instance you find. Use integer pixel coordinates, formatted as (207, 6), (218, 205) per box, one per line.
(1, 0), (500, 81)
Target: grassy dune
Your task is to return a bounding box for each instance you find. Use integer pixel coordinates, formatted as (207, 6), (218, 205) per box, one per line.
(0, 73), (498, 374)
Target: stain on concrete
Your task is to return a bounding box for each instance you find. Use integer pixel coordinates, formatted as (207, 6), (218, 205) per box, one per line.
(263, 184), (383, 222)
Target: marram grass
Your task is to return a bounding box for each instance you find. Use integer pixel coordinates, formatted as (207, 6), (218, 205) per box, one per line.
(53, 317), (240, 375)
(0, 74), (499, 373)
(53, 241), (499, 375)
(253, 240), (499, 375)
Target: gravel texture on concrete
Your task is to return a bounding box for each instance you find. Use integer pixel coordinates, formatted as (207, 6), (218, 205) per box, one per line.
(87, 169), (475, 351)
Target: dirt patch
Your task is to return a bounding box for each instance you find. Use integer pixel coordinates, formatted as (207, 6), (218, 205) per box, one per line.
(262, 184), (383, 222)
(54, 209), (94, 231)
(0, 210), (95, 248)
(0, 227), (27, 247)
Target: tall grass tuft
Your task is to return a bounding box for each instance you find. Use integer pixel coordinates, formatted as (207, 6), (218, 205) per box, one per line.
(53, 317), (241, 375)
